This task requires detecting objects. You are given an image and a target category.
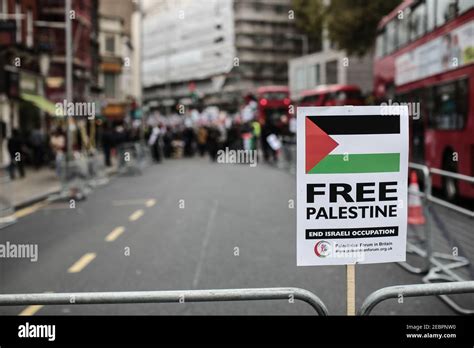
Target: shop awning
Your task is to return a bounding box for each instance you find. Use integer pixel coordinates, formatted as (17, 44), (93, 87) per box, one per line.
(21, 93), (62, 117)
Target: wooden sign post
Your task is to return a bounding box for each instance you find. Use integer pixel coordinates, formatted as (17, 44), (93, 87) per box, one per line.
(346, 264), (356, 315)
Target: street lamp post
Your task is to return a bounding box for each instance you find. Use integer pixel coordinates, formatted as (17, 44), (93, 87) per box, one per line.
(65, 0), (73, 179)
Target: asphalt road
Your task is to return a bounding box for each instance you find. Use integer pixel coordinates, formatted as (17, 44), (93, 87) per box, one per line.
(0, 157), (470, 315)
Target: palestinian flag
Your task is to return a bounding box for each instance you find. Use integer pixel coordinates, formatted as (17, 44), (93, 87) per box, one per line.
(306, 115), (401, 174)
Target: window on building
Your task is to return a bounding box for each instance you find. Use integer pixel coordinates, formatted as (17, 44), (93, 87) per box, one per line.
(325, 60), (338, 84)
(26, 9), (33, 48)
(15, 2), (21, 44)
(429, 79), (468, 130)
(254, 3), (263, 11)
(410, 3), (426, 41)
(307, 64), (320, 87)
(0, 0), (7, 13)
(296, 67), (306, 90)
(105, 35), (115, 54)
(275, 5), (285, 14)
(314, 64), (320, 85)
(104, 73), (117, 98)
(253, 35), (264, 45)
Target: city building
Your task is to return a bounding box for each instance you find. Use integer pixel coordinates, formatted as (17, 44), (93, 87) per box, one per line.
(36, 0), (100, 104)
(98, 0), (141, 122)
(142, 0), (302, 112)
(288, 31), (373, 100)
(0, 0), (51, 167)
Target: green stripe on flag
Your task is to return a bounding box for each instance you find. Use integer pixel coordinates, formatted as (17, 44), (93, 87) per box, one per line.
(308, 153), (400, 174)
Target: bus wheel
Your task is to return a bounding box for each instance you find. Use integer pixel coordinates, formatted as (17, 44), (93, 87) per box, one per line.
(442, 157), (458, 202)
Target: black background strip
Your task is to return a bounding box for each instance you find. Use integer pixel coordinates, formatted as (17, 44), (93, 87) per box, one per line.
(308, 115), (400, 134)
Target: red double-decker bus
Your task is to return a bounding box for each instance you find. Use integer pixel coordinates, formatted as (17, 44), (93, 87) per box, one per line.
(256, 85), (291, 131)
(299, 84), (365, 107)
(374, 0), (474, 200)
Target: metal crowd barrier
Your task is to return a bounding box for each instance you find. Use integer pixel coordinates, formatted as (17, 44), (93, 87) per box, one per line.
(358, 281), (474, 316)
(0, 287), (329, 316)
(400, 162), (433, 274)
(278, 136), (296, 174)
(400, 163), (474, 314)
(55, 156), (91, 201)
(86, 153), (109, 187)
(117, 142), (150, 176)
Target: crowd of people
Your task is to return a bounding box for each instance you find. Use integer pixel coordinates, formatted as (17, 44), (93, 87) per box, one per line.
(4, 102), (289, 180)
(141, 105), (278, 165)
(6, 126), (64, 180)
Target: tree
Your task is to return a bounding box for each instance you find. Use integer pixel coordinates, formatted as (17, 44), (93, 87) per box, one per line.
(292, 0), (401, 56)
(292, 0), (325, 52)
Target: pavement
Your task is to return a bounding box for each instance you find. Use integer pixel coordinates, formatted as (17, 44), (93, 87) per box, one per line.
(0, 154), (118, 209)
(1, 167), (61, 209)
(0, 156), (472, 315)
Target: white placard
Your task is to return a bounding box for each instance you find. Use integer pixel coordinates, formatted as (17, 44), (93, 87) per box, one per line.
(297, 106), (408, 266)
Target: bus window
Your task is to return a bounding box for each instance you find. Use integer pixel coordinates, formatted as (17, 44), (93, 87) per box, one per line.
(459, 0), (474, 14)
(386, 20), (396, 54)
(430, 79), (468, 130)
(426, 0), (436, 32)
(397, 8), (410, 47)
(375, 33), (384, 58)
(410, 2), (427, 41)
(436, 0), (458, 26)
(301, 94), (320, 105)
(261, 92), (288, 100)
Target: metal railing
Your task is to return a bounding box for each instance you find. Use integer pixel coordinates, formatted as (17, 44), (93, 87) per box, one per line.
(117, 142), (150, 176)
(400, 163), (474, 314)
(0, 287), (329, 316)
(2, 283), (473, 315)
(399, 162), (433, 274)
(358, 281), (474, 316)
(428, 167), (474, 218)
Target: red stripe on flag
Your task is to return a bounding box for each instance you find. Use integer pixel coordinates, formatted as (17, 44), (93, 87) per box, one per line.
(306, 117), (339, 173)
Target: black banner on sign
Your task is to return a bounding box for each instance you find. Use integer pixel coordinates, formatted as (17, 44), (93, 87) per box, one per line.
(306, 226), (399, 239)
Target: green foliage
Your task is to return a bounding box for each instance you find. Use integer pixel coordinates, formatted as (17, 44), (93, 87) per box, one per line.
(292, 0), (325, 49)
(292, 0), (401, 56)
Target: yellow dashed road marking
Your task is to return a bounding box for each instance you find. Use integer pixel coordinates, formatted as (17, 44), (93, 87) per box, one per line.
(18, 291), (53, 316)
(19, 305), (44, 316)
(105, 226), (125, 242)
(145, 199), (156, 207)
(129, 209), (144, 221)
(68, 253), (96, 273)
(15, 201), (48, 219)
(112, 199), (152, 206)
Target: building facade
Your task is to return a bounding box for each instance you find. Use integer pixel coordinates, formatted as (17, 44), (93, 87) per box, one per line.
(288, 49), (374, 100)
(98, 0), (140, 122)
(142, 0), (302, 112)
(37, 0), (99, 103)
(0, 0), (46, 167)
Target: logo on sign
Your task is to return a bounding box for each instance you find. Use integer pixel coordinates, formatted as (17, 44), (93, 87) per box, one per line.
(314, 241), (331, 258)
